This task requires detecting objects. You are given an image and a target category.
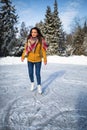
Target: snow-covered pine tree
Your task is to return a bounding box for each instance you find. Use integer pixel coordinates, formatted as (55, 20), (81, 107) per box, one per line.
(36, 0), (64, 55)
(0, 0), (18, 56)
(83, 21), (87, 34)
(9, 22), (29, 56)
(72, 25), (85, 55)
(82, 33), (87, 56)
(43, 0), (64, 55)
(36, 21), (45, 36)
(19, 22), (29, 43)
(65, 34), (74, 56)
(64, 19), (87, 56)
(81, 21), (87, 55)
(12, 22), (30, 56)
(53, 0), (66, 55)
(44, 6), (54, 55)
(52, 0), (61, 54)
(58, 27), (66, 55)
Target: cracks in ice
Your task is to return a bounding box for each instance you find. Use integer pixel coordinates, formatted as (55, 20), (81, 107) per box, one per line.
(1, 94), (87, 130)
(0, 64), (87, 130)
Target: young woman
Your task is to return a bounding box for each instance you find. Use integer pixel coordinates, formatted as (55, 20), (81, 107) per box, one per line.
(21, 27), (48, 94)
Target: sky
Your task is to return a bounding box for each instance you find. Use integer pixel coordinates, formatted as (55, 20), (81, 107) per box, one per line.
(13, 0), (87, 33)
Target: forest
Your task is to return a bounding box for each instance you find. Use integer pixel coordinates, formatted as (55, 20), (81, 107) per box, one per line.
(0, 0), (87, 57)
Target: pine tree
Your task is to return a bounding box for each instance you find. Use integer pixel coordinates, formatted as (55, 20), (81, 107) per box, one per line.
(44, 6), (55, 55)
(73, 25), (85, 55)
(36, 0), (65, 55)
(65, 34), (74, 56)
(16, 22), (29, 56)
(36, 21), (45, 36)
(53, 0), (65, 55)
(44, 6), (53, 40)
(44, 0), (64, 55)
(0, 0), (18, 56)
(53, 0), (61, 40)
(83, 21), (87, 34)
(81, 21), (87, 55)
(82, 33), (87, 56)
(19, 22), (29, 44)
(12, 22), (32, 57)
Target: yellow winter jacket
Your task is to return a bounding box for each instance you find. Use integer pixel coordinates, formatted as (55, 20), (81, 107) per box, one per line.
(21, 42), (47, 63)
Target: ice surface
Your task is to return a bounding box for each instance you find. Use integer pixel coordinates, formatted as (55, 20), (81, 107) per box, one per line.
(0, 56), (87, 130)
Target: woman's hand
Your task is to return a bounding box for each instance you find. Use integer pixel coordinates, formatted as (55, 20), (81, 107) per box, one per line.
(44, 61), (47, 65)
(21, 57), (24, 62)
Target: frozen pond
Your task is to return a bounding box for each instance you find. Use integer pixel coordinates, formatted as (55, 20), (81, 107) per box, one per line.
(0, 63), (87, 130)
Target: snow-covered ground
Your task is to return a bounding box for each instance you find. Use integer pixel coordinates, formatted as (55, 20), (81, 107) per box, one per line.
(0, 55), (87, 65)
(0, 56), (87, 130)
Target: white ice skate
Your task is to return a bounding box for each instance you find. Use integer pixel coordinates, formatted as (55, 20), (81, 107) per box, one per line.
(38, 85), (42, 94)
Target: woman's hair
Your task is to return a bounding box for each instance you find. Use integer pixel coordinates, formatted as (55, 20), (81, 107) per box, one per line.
(27, 27), (44, 42)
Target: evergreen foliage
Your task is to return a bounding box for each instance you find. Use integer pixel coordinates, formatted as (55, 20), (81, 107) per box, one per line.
(36, 0), (65, 55)
(0, 0), (87, 57)
(65, 20), (87, 56)
(14, 22), (30, 56)
(19, 22), (29, 42)
(0, 0), (18, 56)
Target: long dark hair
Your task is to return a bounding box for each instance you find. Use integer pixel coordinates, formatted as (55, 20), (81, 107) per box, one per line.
(27, 27), (44, 42)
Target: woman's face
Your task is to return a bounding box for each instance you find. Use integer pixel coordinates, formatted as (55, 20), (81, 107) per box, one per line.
(31, 29), (38, 37)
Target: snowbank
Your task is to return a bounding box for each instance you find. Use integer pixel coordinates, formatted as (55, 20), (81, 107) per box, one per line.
(47, 55), (87, 65)
(0, 55), (87, 65)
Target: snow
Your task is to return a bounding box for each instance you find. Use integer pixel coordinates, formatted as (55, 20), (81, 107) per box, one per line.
(0, 55), (87, 65)
(0, 55), (87, 130)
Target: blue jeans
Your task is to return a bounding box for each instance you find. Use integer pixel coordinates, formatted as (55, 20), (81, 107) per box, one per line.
(27, 61), (42, 85)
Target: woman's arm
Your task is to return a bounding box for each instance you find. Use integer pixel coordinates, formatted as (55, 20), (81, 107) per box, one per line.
(21, 42), (27, 62)
(41, 47), (47, 65)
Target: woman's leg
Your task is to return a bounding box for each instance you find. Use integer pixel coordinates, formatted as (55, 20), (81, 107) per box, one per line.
(27, 61), (34, 83)
(35, 62), (42, 85)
